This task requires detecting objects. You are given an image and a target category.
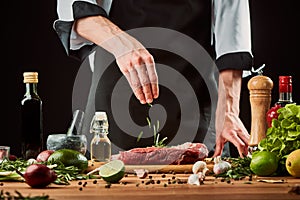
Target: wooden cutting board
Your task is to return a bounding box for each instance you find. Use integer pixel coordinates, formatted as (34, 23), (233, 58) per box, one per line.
(86, 160), (214, 174)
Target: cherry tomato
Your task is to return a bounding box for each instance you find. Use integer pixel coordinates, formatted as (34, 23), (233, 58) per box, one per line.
(266, 104), (281, 127)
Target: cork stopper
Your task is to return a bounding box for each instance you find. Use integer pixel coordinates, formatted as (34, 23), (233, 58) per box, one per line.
(23, 72), (38, 83)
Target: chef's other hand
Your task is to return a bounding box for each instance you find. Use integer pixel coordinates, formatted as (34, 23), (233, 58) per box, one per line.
(74, 16), (159, 104)
(213, 70), (250, 158)
(213, 114), (250, 158)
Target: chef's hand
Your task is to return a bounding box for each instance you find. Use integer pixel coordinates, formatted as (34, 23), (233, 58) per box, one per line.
(74, 16), (159, 104)
(116, 49), (159, 104)
(213, 113), (250, 158)
(213, 70), (250, 158)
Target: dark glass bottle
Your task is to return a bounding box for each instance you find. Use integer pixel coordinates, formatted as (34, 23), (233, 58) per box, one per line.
(21, 72), (43, 160)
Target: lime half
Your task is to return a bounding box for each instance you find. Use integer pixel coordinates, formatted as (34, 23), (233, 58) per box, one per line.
(99, 160), (125, 183)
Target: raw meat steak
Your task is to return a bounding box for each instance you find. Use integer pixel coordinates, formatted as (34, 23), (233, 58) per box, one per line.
(112, 142), (209, 165)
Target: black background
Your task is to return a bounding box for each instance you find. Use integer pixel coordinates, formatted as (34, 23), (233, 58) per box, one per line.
(4, 0), (300, 157)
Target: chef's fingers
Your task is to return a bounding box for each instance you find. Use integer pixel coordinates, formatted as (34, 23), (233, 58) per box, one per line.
(227, 131), (248, 158)
(135, 64), (153, 104)
(129, 67), (147, 104)
(143, 54), (159, 99)
(212, 139), (225, 158)
(236, 124), (250, 156)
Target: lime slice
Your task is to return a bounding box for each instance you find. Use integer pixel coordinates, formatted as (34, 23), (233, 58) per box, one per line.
(99, 160), (125, 183)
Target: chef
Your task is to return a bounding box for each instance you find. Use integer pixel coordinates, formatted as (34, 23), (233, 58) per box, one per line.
(53, 0), (253, 158)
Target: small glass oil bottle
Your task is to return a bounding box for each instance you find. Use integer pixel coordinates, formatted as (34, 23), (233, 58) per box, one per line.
(90, 111), (111, 162)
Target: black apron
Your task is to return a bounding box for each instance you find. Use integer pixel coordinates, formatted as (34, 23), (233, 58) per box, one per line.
(86, 0), (228, 156)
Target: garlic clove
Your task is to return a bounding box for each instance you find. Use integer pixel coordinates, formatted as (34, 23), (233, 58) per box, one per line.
(188, 174), (200, 185)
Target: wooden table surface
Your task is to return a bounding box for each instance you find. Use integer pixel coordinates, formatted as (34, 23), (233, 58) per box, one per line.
(1, 173), (299, 200)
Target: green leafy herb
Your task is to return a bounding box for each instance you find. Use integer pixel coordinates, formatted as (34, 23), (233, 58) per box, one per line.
(258, 104), (300, 175)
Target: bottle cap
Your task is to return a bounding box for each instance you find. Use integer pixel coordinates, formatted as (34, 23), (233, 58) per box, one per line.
(23, 72), (38, 83)
(279, 76), (292, 93)
(95, 111), (107, 121)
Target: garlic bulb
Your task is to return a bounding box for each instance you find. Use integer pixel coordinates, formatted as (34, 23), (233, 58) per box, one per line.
(213, 156), (231, 175)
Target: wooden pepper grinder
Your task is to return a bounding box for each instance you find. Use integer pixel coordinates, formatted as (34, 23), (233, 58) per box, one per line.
(247, 74), (273, 147)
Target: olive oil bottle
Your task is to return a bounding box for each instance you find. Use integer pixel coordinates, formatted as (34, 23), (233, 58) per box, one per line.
(21, 72), (43, 160)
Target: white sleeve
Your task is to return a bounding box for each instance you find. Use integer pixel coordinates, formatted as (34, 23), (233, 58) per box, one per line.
(56, 0), (112, 21)
(212, 0), (252, 60)
(56, 0), (112, 50)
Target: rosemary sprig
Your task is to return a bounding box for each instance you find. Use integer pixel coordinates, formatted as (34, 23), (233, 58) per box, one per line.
(137, 117), (167, 147)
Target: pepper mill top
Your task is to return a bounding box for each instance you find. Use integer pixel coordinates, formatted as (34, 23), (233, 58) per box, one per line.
(247, 75), (273, 91)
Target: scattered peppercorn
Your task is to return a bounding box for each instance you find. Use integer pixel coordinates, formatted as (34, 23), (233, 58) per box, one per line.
(79, 187), (83, 191)
(0, 183), (3, 186)
(78, 181), (82, 185)
(161, 174), (166, 178)
(83, 182), (87, 187)
(136, 183), (140, 187)
(145, 180), (151, 185)
(149, 175), (153, 179)
(156, 180), (161, 184)
(93, 180), (97, 184)
(105, 183), (111, 188)
(172, 176), (175, 180)
(164, 183), (168, 187)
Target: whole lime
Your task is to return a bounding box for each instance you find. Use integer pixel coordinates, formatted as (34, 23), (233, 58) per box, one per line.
(47, 149), (88, 172)
(250, 151), (278, 176)
(99, 160), (125, 183)
(286, 149), (300, 177)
